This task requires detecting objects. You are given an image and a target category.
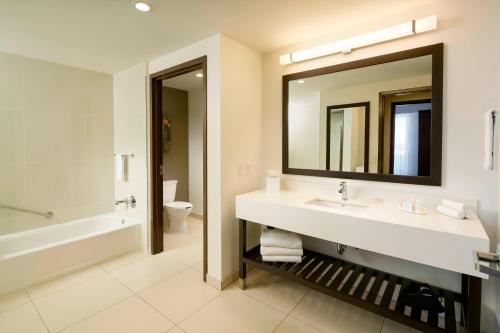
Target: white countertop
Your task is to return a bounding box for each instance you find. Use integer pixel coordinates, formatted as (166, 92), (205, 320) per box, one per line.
(235, 190), (490, 278)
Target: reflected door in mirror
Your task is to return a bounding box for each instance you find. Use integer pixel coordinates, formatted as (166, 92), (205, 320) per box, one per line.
(326, 103), (369, 173)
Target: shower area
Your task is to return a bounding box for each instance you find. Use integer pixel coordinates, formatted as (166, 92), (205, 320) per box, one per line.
(0, 51), (141, 295)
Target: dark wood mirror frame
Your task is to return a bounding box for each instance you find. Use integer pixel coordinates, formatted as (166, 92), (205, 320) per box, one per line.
(282, 43), (443, 186)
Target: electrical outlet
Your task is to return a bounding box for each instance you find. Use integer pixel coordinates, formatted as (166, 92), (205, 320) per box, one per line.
(238, 163), (244, 176)
(245, 163), (252, 175)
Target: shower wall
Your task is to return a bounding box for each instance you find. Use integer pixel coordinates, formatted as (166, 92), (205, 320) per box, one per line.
(0, 51), (114, 235)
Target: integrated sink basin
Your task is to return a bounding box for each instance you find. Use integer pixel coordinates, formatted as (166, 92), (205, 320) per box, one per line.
(306, 199), (369, 212)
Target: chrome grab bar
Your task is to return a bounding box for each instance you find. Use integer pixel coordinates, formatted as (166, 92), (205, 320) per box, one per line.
(0, 203), (54, 219)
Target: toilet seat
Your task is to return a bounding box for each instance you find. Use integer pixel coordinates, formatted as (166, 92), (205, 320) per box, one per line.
(165, 201), (193, 209)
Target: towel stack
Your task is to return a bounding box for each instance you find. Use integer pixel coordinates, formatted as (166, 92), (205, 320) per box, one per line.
(437, 199), (472, 219)
(260, 229), (303, 263)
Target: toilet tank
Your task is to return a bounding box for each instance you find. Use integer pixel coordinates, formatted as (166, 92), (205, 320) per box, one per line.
(163, 180), (177, 203)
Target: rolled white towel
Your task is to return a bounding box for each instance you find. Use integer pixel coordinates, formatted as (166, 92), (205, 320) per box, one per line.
(260, 229), (302, 249)
(441, 199), (472, 218)
(260, 246), (303, 257)
(262, 255), (302, 263)
(437, 205), (465, 219)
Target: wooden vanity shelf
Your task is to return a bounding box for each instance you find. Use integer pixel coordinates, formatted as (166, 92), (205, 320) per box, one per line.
(239, 220), (481, 333)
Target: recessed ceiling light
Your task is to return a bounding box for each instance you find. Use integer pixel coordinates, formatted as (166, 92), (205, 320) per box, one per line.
(134, 2), (151, 12)
(196, 73), (204, 78)
(297, 79), (305, 84)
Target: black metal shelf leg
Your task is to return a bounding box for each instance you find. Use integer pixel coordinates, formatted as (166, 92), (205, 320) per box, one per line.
(239, 219), (247, 290)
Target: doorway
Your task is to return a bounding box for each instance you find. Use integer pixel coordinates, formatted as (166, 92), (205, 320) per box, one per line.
(150, 57), (207, 281)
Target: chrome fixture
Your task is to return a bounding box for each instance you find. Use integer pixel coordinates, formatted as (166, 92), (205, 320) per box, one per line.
(337, 243), (347, 255)
(474, 250), (500, 278)
(338, 182), (348, 201)
(115, 195), (136, 208)
(0, 203), (53, 219)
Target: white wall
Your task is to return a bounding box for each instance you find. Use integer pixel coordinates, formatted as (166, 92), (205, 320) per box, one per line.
(188, 87), (204, 215)
(146, 35), (262, 284)
(0, 51), (114, 235)
(113, 63), (149, 249)
(288, 92), (321, 169)
(261, 0), (499, 331)
(149, 35), (223, 282)
(220, 35), (262, 280)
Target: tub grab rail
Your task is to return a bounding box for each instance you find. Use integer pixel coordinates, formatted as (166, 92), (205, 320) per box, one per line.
(0, 203), (53, 219)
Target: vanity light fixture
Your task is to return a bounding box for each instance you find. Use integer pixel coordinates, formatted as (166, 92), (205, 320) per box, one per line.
(134, 2), (151, 12)
(279, 15), (437, 65)
(196, 73), (204, 78)
(297, 79), (305, 84)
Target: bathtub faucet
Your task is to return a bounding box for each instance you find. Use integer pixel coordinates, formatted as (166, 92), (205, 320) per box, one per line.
(115, 195), (136, 208)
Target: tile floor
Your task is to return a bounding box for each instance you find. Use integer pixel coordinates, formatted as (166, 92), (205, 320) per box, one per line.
(0, 216), (422, 333)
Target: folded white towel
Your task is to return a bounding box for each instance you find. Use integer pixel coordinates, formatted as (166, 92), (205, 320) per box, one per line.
(260, 229), (302, 249)
(437, 205), (465, 219)
(262, 255), (302, 263)
(260, 246), (303, 257)
(115, 154), (125, 180)
(440, 199), (472, 218)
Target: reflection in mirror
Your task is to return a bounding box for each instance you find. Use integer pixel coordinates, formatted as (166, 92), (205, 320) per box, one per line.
(287, 54), (434, 177)
(326, 103), (369, 173)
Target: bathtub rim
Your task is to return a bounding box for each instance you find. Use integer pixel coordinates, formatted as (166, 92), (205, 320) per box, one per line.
(0, 213), (141, 260)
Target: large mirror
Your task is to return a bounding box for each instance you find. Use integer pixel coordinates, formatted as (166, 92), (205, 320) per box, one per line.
(283, 44), (443, 185)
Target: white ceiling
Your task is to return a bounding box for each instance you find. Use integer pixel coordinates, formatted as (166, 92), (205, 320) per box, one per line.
(0, 0), (433, 73)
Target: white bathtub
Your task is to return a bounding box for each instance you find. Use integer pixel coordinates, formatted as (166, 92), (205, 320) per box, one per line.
(0, 214), (141, 295)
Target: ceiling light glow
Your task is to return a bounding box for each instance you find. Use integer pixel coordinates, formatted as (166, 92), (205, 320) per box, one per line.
(196, 73), (204, 78)
(134, 2), (151, 12)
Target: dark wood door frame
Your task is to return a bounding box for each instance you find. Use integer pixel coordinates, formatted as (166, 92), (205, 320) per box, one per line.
(378, 86), (432, 173)
(326, 102), (370, 172)
(150, 56), (208, 281)
(388, 99), (432, 175)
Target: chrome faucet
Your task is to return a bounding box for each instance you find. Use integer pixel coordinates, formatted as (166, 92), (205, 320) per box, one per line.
(115, 195), (136, 208)
(338, 182), (348, 201)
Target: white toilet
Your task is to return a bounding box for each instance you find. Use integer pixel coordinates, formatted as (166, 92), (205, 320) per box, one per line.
(163, 180), (193, 232)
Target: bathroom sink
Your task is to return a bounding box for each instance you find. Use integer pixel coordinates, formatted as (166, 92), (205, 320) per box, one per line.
(306, 199), (369, 212)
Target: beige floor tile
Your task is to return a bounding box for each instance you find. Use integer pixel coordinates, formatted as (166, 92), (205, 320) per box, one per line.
(0, 302), (48, 333)
(186, 217), (203, 239)
(274, 316), (323, 333)
(0, 290), (30, 313)
(381, 319), (423, 333)
(235, 268), (309, 313)
(100, 251), (150, 272)
(179, 289), (286, 333)
(140, 268), (221, 323)
(28, 265), (105, 300)
(33, 274), (132, 332)
(168, 326), (186, 333)
(109, 252), (188, 292)
(191, 261), (203, 273)
(163, 232), (200, 249)
(291, 290), (384, 333)
(164, 243), (203, 267)
(163, 231), (203, 267)
(59, 296), (174, 333)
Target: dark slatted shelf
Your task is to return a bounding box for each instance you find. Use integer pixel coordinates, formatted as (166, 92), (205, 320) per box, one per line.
(243, 245), (463, 333)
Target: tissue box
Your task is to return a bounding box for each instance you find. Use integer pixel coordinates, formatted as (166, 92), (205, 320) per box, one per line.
(266, 177), (280, 193)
